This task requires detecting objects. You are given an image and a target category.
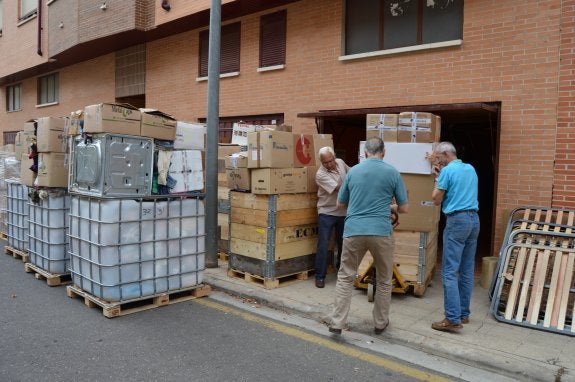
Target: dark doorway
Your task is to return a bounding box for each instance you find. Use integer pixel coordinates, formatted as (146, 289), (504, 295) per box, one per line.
(301, 102), (499, 260)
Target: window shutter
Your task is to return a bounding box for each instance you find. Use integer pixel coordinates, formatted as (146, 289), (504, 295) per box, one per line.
(198, 23), (240, 77)
(260, 10), (287, 68)
(220, 23), (241, 74)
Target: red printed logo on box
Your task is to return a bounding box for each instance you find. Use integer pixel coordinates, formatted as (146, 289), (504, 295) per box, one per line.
(295, 136), (312, 165)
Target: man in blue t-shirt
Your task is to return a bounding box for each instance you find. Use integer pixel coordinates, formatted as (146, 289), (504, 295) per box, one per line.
(327, 138), (408, 335)
(430, 141), (480, 332)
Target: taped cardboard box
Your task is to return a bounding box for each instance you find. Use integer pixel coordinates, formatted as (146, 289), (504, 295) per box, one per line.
(247, 130), (294, 169)
(226, 168), (251, 191)
(231, 123), (257, 146)
(251, 167), (307, 194)
(15, 131), (36, 159)
(305, 166), (319, 193)
(66, 110), (83, 136)
(225, 152), (248, 169)
(293, 134), (333, 167)
(366, 114), (398, 142)
(36, 153), (68, 187)
(397, 112), (441, 143)
(359, 141), (434, 175)
(23, 120), (37, 132)
(218, 144), (241, 159)
(36, 117), (67, 153)
(398, 173), (440, 232)
(84, 103), (141, 136)
(174, 121), (206, 150)
(140, 109), (177, 141)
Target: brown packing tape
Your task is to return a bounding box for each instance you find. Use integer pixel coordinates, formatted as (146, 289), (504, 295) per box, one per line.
(257, 132), (261, 168)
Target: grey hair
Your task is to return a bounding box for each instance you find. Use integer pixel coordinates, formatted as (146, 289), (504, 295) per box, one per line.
(434, 142), (457, 155)
(318, 146), (335, 157)
(364, 138), (384, 155)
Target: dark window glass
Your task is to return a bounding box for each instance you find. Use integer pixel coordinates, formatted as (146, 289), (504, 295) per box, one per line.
(38, 73), (59, 105)
(6, 84), (22, 112)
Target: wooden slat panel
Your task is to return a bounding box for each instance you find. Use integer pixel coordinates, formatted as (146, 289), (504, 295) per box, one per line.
(557, 253), (574, 330)
(515, 248), (537, 322)
(230, 237), (317, 261)
(527, 249), (550, 325)
(504, 246), (527, 320)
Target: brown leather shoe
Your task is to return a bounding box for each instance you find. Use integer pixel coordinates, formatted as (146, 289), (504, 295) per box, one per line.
(315, 279), (325, 288)
(461, 317), (470, 324)
(374, 322), (389, 335)
(328, 327), (342, 334)
(431, 318), (462, 332)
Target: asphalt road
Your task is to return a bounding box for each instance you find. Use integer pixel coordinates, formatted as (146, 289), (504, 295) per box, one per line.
(0, 246), (460, 382)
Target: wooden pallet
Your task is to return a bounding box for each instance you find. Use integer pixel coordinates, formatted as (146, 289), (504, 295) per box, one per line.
(24, 263), (71, 287)
(4, 246), (29, 263)
(218, 252), (229, 262)
(0, 232), (7, 241)
(66, 284), (212, 318)
(227, 268), (310, 289)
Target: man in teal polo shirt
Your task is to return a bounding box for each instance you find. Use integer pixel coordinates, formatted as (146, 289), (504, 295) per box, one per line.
(430, 141), (480, 332)
(327, 138), (408, 335)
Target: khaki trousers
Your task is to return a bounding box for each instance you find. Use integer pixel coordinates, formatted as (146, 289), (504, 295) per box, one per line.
(329, 235), (395, 330)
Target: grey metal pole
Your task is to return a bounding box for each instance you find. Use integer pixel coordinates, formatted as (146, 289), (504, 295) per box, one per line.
(205, 0), (221, 268)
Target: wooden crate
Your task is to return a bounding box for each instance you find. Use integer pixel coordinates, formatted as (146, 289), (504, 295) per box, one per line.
(229, 192), (318, 261)
(228, 253), (315, 289)
(218, 212), (229, 240)
(392, 230), (438, 296)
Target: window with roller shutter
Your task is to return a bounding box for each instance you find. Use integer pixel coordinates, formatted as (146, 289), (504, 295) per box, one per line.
(259, 10), (287, 68)
(198, 22), (241, 78)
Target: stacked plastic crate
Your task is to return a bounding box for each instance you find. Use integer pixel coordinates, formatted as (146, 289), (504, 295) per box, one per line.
(66, 104), (208, 308)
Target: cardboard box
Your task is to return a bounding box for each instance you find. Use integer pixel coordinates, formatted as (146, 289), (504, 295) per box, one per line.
(66, 110), (83, 136)
(218, 144), (241, 159)
(247, 130), (294, 168)
(23, 120), (37, 132)
(15, 131), (36, 159)
(366, 114), (398, 142)
(36, 153), (68, 187)
(225, 152), (248, 169)
(359, 141), (434, 174)
(231, 123), (257, 146)
(84, 103), (141, 136)
(174, 121), (206, 150)
(226, 168), (251, 190)
(140, 109), (177, 140)
(36, 117), (67, 153)
(305, 166), (319, 193)
(397, 112), (441, 143)
(398, 173), (441, 232)
(251, 167), (307, 194)
(293, 134), (334, 167)
(20, 153), (36, 187)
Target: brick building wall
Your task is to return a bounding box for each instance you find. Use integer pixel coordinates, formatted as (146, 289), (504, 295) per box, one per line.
(554, 0), (575, 208)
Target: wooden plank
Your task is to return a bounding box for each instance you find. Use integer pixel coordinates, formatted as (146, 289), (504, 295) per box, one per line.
(543, 250), (563, 327)
(218, 186), (231, 201)
(230, 222), (318, 244)
(24, 263), (71, 287)
(527, 249), (550, 325)
(228, 253), (315, 279)
(504, 246), (527, 320)
(549, 251), (568, 327)
(227, 268), (310, 289)
(230, 207), (317, 227)
(557, 252), (574, 330)
(4, 246), (29, 263)
(230, 191), (317, 210)
(230, 237), (317, 261)
(218, 213), (229, 239)
(515, 247), (538, 322)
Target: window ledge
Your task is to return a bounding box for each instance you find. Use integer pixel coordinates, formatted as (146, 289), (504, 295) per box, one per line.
(257, 64), (285, 73)
(17, 13), (38, 27)
(196, 71), (240, 82)
(47, 0), (57, 5)
(339, 39), (462, 62)
(36, 102), (59, 108)
(7, 109), (23, 113)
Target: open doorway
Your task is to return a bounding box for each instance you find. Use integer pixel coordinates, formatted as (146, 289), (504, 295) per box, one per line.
(303, 102), (499, 262)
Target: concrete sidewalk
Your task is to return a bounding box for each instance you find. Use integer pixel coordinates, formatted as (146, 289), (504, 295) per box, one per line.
(204, 261), (574, 382)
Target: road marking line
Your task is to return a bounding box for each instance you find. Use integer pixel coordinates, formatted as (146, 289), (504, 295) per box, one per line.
(195, 298), (451, 382)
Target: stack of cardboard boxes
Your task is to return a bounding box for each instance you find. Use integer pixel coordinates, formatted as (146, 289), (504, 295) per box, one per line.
(364, 112), (441, 295)
(224, 123), (333, 288)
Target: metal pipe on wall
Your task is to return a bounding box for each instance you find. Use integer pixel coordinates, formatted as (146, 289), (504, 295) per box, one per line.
(37, 0), (43, 56)
(205, 0), (221, 268)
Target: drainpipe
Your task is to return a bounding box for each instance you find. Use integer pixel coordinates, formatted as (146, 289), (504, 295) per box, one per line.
(205, 0), (221, 268)
(37, 0), (42, 56)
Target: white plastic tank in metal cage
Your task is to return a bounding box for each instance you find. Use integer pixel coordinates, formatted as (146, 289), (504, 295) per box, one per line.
(6, 180), (29, 251)
(68, 195), (205, 302)
(27, 189), (70, 274)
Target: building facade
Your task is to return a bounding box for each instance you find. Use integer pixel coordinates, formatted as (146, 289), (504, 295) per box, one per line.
(1, 0), (574, 256)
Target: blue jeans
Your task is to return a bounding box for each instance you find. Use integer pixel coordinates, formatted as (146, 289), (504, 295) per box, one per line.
(315, 214), (345, 280)
(442, 211), (480, 324)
